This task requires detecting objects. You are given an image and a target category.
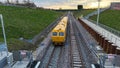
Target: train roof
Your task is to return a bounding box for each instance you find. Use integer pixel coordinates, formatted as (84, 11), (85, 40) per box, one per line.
(52, 16), (68, 32)
(60, 17), (68, 23)
(53, 25), (65, 31)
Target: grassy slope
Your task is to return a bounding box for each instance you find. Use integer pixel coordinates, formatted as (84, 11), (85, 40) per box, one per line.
(0, 6), (63, 51)
(73, 9), (96, 18)
(90, 9), (120, 31)
(0, 6), (62, 40)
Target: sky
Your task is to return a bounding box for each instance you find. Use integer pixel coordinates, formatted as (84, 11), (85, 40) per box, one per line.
(0, 0), (120, 9)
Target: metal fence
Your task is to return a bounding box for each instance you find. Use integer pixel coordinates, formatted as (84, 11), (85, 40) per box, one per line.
(88, 19), (120, 37)
(83, 7), (120, 38)
(85, 19), (120, 46)
(85, 7), (110, 19)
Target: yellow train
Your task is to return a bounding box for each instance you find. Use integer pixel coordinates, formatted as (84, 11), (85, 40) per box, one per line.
(51, 16), (68, 45)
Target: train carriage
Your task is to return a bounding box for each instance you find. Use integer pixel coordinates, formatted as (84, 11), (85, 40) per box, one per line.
(51, 16), (68, 45)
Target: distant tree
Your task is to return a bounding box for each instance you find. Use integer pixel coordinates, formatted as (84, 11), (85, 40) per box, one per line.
(23, 0), (30, 3)
(0, 2), (2, 4)
(11, 0), (13, 3)
(23, 0), (29, 3)
(23, 0), (26, 3)
(25, 2), (36, 7)
(16, 0), (19, 4)
(59, 8), (62, 10)
(28, 0), (30, 3)
(7, 0), (10, 4)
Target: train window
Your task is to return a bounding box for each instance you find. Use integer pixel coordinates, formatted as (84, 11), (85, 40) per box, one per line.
(52, 32), (57, 36)
(59, 32), (64, 36)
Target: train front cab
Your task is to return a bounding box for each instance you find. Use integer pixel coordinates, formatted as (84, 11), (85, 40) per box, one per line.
(52, 31), (66, 45)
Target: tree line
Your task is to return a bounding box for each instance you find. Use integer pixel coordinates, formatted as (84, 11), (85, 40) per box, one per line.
(4, 0), (36, 7)
(6, 0), (30, 4)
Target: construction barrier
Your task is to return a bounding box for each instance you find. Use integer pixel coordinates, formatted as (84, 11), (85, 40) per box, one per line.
(78, 18), (119, 55)
(111, 44), (117, 54)
(106, 41), (112, 54)
(116, 47), (120, 55)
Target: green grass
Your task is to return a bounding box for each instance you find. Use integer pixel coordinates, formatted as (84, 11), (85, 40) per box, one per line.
(73, 9), (96, 18)
(8, 38), (36, 51)
(0, 6), (63, 51)
(90, 9), (120, 31)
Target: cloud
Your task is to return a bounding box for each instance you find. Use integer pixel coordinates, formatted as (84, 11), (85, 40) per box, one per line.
(33, 0), (104, 9)
(34, 0), (94, 9)
(1, 0), (120, 9)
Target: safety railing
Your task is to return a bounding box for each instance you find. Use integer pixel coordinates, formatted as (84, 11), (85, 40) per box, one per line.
(88, 19), (120, 38)
(85, 7), (110, 19)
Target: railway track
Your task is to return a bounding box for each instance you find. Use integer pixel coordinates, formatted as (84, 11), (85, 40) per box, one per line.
(69, 16), (85, 68)
(57, 18), (71, 68)
(39, 44), (55, 68)
(39, 14), (71, 68)
(74, 18), (98, 64)
(70, 13), (98, 68)
(48, 46), (62, 68)
(39, 44), (70, 68)
(33, 12), (99, 68)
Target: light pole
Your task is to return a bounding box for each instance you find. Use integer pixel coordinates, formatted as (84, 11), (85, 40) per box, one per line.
(97, 0), (100, 25)
(0, 14), (11, 68)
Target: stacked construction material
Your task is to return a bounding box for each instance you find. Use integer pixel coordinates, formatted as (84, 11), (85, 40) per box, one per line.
(78, 18), (120, 55)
